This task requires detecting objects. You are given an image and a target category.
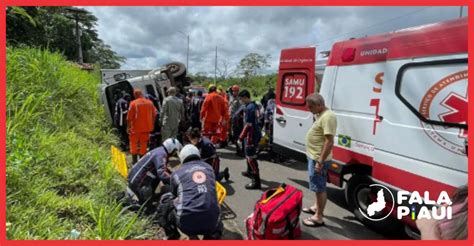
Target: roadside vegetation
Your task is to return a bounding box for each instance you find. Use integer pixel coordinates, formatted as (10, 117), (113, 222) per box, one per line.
(192, 74), (277, 101)
(6, 47), (154, 239)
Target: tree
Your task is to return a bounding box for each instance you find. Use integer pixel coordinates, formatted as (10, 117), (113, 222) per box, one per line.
(237, 53), (271, 80)
(6, 7), (125, 69)
(217, 59), (237, 80)
(87, 40), (126, 69)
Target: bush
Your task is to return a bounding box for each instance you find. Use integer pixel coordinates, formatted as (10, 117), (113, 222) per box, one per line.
(6, 47), (154, 239)
(191, 74), (277, 101)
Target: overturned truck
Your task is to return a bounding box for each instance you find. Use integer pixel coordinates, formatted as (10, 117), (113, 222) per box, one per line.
(99, 62), (191, 124)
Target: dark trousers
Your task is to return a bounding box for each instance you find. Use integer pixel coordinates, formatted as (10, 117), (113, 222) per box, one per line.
(157, 198), (223, 240)
(117, 125), (128, 150)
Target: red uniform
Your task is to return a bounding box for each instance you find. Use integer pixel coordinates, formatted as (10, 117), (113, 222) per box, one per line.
(127, 91), (157, 156)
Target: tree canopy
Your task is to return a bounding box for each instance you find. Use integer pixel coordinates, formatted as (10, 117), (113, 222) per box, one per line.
(7, 7), (125, 69)
(237, 53), (271, 80)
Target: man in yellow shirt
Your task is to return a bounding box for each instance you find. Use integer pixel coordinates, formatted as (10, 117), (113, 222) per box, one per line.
(302, 93), (337, 227)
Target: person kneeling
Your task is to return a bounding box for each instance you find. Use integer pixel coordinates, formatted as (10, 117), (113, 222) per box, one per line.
(126, 138), (182, 213)
(157, 144), (223, 240)
(187, 128), (230, 182)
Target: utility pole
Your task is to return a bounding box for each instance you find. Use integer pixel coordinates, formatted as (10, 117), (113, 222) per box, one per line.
(214, 46), (217, 84)
(178, 31), (190, 72)
(65, 7), (87, 63)
(459, 6), (464, 18)
(186, 34), (190, 72)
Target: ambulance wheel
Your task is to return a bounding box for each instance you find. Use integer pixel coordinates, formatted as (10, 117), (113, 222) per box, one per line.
(345, 174), (404, 235)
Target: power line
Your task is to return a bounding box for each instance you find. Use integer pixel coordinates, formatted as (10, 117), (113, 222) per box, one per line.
(316, 7), (432, 45)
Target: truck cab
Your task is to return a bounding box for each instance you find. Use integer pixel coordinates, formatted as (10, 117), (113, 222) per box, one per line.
(99, 62), (187, 125)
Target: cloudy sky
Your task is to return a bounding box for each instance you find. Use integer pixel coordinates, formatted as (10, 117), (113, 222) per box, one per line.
(83, 6), (467, 75)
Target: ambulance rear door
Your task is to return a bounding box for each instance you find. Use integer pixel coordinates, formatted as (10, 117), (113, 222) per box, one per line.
(273, 47), (316, 161)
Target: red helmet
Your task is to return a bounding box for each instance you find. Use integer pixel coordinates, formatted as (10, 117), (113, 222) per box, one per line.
(231, 85), (240, 91)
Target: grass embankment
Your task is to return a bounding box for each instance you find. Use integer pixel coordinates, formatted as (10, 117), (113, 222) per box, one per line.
(6, 47), (154, 239)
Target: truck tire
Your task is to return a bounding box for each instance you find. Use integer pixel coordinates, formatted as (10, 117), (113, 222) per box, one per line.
(164, 62), (186, 79)
(345, 174), (404, 236)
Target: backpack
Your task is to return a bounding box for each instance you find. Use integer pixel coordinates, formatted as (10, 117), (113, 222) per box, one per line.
(246, 184), (303, 240)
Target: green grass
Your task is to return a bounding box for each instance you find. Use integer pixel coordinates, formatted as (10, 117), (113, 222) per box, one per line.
(6, 47), (155, 239)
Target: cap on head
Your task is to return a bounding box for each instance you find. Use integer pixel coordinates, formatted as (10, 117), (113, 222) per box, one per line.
(179, 144), (201, 163)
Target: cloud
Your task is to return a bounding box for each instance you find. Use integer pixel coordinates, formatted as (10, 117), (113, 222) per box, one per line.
(83, 6), (465, 74)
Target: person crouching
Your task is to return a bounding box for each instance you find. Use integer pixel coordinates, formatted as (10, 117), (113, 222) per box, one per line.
(126, 138), (182, 212)
(157, 144), (223, 240)
(187, 128), (230, 182)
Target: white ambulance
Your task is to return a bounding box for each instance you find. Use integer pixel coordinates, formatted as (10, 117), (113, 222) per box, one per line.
(273, 17), (468, 234)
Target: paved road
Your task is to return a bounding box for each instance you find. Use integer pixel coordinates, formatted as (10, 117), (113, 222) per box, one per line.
(217, 145), (389, 240)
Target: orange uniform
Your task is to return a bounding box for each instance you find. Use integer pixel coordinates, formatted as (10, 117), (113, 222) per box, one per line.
(200, 92), (229, 144)
(127, 90), (157, 156)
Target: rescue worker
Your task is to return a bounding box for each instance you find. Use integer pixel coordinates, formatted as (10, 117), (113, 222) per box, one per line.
(157, 144), (222, 240)
(127, 138), (182, 211)
(190, 90), (205, 130)
(200, 85), (229, 144)
(187, 128), (230, 182)
(261, 87), (276, 111)
(228, 85), (242, 154)
(217, 85), (230, 147)
(264, 95), (276, 146)
(238, 89), (262, 189)
(160, 87), (185, 143)
(145, 93), (161, 150)
(128, 89), (157, 164)
(233, 105), (246, 156)
(217, 85), (228, 101)
(114, 91), (130, 150)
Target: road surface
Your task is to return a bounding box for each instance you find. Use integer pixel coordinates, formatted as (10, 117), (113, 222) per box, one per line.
(217, 145), (391, 240)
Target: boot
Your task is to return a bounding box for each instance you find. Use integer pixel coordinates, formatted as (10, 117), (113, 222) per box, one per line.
(220, 140), (228, 148)
(241, 163), (251, 177)
(245, 174), (261, 190)
(132, 155), (138, 164)
(223, 167), (230, 181)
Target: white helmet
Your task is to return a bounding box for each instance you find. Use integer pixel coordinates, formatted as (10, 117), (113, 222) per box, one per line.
(162, 138), (182, 155)
(179, 144), (201, 163)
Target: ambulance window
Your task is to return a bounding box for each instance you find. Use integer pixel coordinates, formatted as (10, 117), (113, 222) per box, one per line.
(280, 72), (308, 106)
(395, 59), (467, 129)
